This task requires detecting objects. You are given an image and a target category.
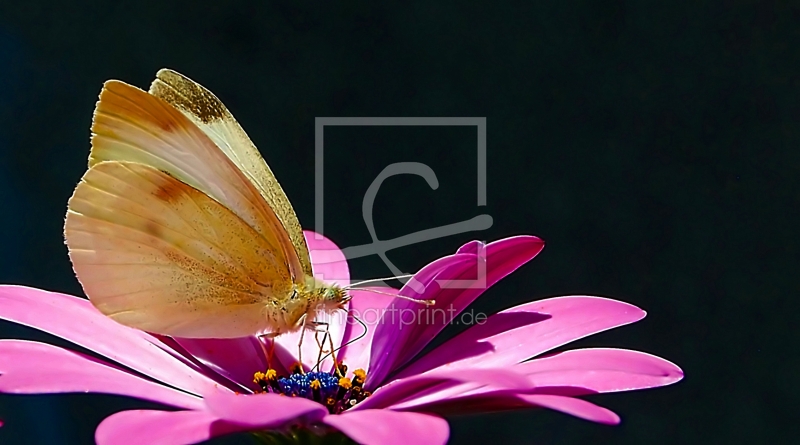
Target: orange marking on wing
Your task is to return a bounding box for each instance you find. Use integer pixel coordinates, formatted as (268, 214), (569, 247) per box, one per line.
(143, 220), (162, 238)
(151, 172), (185, 204)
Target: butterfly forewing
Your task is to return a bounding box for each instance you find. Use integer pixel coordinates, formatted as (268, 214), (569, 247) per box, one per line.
(89, 79), (306, 283)
(148, 69), (313, 278)
(65, 161), (293, 338)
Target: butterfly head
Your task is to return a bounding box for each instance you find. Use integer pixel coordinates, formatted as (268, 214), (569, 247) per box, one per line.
(301, 276), (350, 314)
(320, 285), (350, 311)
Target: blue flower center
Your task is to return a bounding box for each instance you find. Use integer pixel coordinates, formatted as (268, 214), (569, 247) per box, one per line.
(254, 365), (370, 414)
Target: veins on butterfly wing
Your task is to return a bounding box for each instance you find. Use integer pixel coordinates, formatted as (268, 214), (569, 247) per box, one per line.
(152, 74), (226, 124)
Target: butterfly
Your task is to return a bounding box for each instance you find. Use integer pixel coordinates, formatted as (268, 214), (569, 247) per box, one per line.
(63, 69), (353, 340)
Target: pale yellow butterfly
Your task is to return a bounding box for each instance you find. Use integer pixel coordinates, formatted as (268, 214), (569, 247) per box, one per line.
(63, 69), (353, 339)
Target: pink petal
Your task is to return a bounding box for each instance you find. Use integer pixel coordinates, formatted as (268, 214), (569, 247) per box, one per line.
(204, 388), (328, 427)
(396, 296), (646, 377)
(0, 340), (202, 410)
(518, 348), (684, 395)
(417, 393), (620, 425)
(350, 257), (459, 377)
(149, 335), (259, 394)
(337, 287), (398, 372)
(353, 368), (532, 411)
(456, 239), (484, 254)
(173, 337), (289, 392)
(274, 317), (349, 372)
(304, 230), (350, 286)
(388, 348), (682, 410)
(275, 232), (351, 370)
(95, 409), (242, 445)
(366, 253), (480, 390)
(0, 286), (219, 397)
(517, 395), (620, 424)
(390, 236), (545, 379)
(175, 337), (267, 390)
(323, 410), (449, 445)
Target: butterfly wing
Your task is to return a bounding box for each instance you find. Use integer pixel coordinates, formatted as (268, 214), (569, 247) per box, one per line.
(88, 78), (306, 281)
(65, 161), (292, 338)
(148, 69), (313, 278)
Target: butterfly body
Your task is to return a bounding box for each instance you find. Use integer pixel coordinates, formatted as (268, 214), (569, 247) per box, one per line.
(264, 276), (350, 338)
(64, 70), (349, 339)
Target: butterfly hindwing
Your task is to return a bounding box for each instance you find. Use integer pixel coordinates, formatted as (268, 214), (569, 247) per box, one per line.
(65, 160), (293, 338)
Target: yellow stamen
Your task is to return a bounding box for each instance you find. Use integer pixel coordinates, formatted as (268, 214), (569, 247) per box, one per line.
(253, 371), (266, 384)
(338, 377), (352, 390)
(352, 368), (367, 385)
(310, 379), (321, 390)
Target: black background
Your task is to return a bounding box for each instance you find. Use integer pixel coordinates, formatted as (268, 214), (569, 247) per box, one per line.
(0, 1), (797, 444)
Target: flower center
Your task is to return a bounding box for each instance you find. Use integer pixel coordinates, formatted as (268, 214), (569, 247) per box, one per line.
(254, 364), (370, 414)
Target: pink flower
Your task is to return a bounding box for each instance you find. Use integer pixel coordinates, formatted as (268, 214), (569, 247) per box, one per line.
(0, 232), (682, 445)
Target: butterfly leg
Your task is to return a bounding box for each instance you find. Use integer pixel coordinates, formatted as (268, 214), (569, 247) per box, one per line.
(296, 315), (331, 373)
(295, 314), (309, 373)
(307, 320), (342, 376)
(257, 333), (279, 369)
(311, 321), (332, 372)
(325, 325), (342, 377)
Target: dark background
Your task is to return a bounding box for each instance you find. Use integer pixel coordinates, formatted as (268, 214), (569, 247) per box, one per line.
(0, 1), (797, 444)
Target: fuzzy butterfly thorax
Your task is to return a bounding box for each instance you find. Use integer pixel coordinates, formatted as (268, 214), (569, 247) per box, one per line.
(266, 276), (350, 337)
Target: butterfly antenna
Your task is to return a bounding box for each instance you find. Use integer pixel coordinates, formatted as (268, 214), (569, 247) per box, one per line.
(344, 274), (415, 289)
(355, 287), (435, 306)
